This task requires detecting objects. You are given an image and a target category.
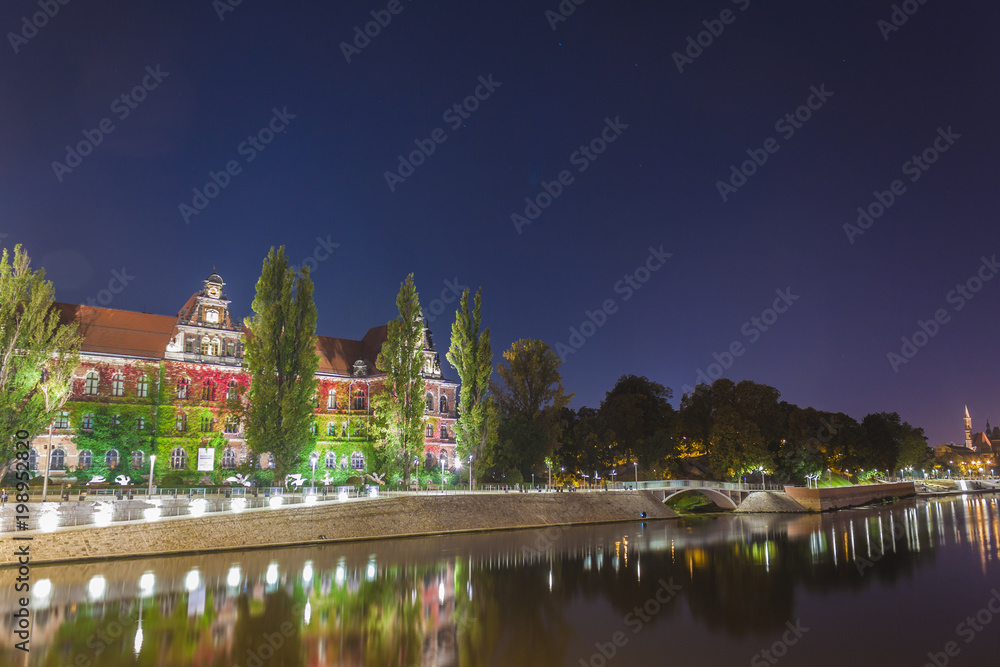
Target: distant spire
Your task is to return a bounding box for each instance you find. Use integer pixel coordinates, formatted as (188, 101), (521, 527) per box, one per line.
(965, 405), (971, 419)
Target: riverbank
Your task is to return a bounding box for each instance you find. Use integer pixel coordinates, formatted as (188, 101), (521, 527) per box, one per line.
(0, 490), (677, 566)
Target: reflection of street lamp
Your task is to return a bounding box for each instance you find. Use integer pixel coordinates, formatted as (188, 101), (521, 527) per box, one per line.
(148, 455), (156, 495)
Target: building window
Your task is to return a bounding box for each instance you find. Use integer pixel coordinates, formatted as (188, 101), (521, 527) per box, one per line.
(28, 449), (36, 471)
(227, 379), (238, 400)
(353, 390), (366, 411)
(310, 422), (318, 435)
(325, 451), (336, 468)
(327, 422), (336, 436)
(426, 393), (434, 411)
(132, 451), (144, 469)
(441, 425), (449, 440)
(210, 337), (221, 355)
(170, 447), (188, 470)
(202, 380), (215, 401)
(327, 389), (336, 410)
(440, 396), (448, 413)
(221, 448), (237, 469)
(78, 450), (93, 469)
(426, 423), (434, 438)
(205, 309), (219, 324)
(50, 448), (65, 471)
(112, 414), (121, 426)
(105, 449), (119, 469)
(342, 423), (348, 438)
(201, 337), (211, 355)
(137, 415), (146, 431)
(54, 411), (69, 429)
(137, 375), (149, 398)
(111, 373), (125, 397)
(226, 340), (236, 356)
(185, 337), (196, 354)
(81, 413), (94, 430)
(177, 378), (189, 399)
(350, 452), (365, 470)
(176, 412), (187, 432)
(224, 417), (238, 434)
(84, 371), (99, 395)
(200, 415), (212, 432)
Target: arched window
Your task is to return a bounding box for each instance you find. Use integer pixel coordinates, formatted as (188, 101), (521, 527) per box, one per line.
(352, 389), (366, 411)
(440, 396), (448, 413)
(210, 337), (221, 356)
(137, 375), (149, 398)
(132, 451), (144, 469)
(327, 422), (336, 436)
(28, 449), (37, 471)
(78, 450), (93, 469)
(82, 413), (94, 429)
(226, 379), (238, 400)
(425, 453), (436, 469)
(202, 379), (215, 401)
(84, 371), (99, 395)
(50, 448), (65, 471)
(426, 393), (434, 411)
(226, 340), (236, 356)
(111, 373), (125, 397)
(105, 449), (119, 469)
(426, 423), (434, 438)
(221, 448), (237, 469)
(201, 336), (211, 355)
(350, 452), (365, 470)
(170, 447), (188, 470)
(176, 412), (187, 432)
(325, 451), (336, 468)
(177, 377), (189, 399)
(327, 389), (336, 410)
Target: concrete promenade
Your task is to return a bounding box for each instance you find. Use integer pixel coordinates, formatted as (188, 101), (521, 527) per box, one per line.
(0, 490), (677, 566)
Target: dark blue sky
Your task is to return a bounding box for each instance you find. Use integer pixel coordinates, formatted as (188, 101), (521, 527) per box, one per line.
(3, 0), (998, 446)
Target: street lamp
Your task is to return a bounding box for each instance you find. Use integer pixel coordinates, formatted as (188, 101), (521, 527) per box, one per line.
(439, 453), (446, 493)
(547, 459), (552, 491)
(148, 455), (156, 496)
(310, 452), (318, 489)
(633, 461), (638, 487)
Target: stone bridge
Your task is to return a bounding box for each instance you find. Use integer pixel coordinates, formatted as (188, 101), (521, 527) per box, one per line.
(628, 480), (778, 509)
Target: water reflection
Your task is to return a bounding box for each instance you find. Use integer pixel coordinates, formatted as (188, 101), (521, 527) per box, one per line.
(0, 494), (998, 666)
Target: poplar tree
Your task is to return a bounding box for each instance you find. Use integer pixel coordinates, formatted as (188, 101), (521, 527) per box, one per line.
(372, 274), (425, 485)
(243, 246), (318, 484)
(445, 288), (496, 488)
(0, 245), (81, 475)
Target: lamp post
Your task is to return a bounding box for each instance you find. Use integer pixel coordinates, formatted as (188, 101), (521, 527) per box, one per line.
(310, 452), (318, 490)
(439, 453), (446, 494)
(634, 461), (638, 487)
(547, 459), (552, 492)
(148, 455), (156, 496)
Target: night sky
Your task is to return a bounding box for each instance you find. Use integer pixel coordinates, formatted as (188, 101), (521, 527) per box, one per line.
(3, 0), (998, 447)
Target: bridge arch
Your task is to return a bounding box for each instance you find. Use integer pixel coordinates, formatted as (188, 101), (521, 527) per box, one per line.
(662, 488), (739, 510)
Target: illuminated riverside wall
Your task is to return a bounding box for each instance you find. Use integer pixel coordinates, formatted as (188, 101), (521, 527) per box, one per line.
(783, 482), (916, 511)
(0, 491), (678, 566)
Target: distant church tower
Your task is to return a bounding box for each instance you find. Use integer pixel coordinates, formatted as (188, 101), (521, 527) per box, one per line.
(964, 406), (973, 449)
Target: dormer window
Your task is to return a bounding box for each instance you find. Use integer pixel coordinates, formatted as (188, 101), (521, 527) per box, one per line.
(205, 309), (220, 324)
(353, 360), (368, 377)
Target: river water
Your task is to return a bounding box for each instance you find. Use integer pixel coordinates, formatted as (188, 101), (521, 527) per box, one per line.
(1, 492), (998, 666)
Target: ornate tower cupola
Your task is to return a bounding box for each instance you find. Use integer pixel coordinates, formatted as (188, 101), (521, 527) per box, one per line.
(165, 269), (242, 364)
(421, 324), (442, 379)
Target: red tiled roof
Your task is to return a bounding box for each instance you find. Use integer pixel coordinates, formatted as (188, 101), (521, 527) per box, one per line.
(54, 302), (389, 374)
(53, 303), (177, 359)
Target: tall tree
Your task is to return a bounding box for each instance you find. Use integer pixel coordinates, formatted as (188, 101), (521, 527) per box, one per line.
(598, 374), (675, 470)
(371, 274), (425, 485)
(446, 287), (496, 487)
(491, 339), (572, 476)
(0, 245), (81, 475)
(243, 246), (318, 484)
